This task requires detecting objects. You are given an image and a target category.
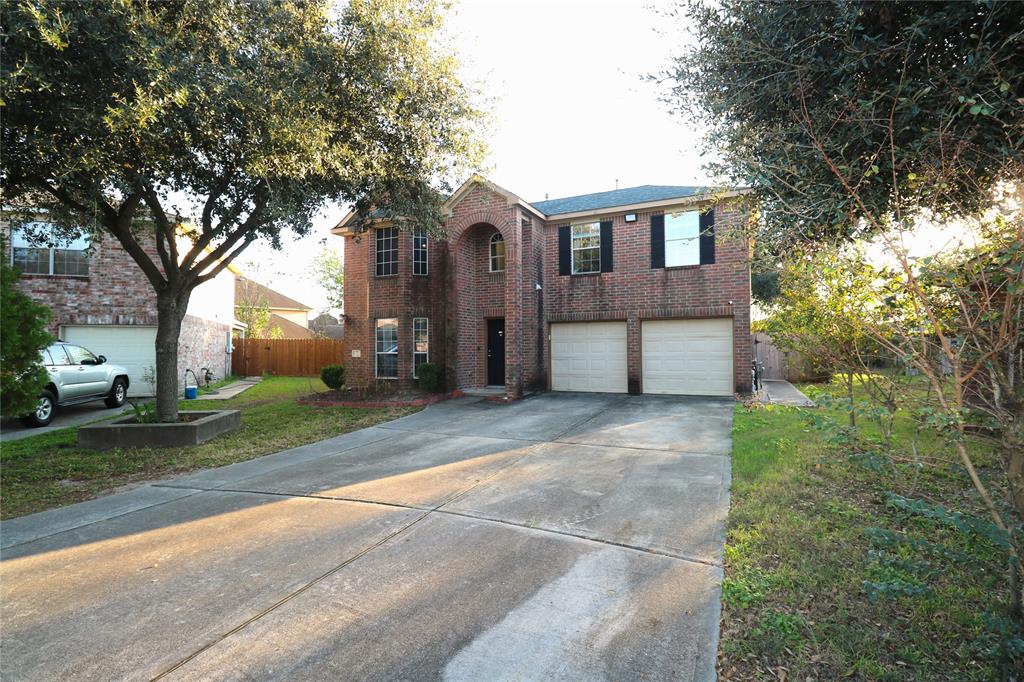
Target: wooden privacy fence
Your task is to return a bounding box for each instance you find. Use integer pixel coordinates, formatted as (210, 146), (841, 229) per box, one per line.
(232, 338), (344, 377)
(753, 332), (818, 382)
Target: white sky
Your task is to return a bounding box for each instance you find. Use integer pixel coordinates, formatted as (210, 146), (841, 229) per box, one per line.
(240, 0), (708, 313)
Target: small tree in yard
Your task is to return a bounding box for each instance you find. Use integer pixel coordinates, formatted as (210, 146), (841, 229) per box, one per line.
(666, 0), (1024, 661)
(0, 254), (54, 416)
(3, 0), (482, 422)
(762, 247), (899, 432)
(312, 249), (344, 317)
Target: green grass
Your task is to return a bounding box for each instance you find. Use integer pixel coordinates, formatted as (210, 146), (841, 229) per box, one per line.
(720, 377), (1010, 681)
(1, 376), (418, 519)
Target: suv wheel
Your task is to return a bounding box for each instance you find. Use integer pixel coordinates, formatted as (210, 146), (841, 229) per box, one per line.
(23, 389), (57, 427)
(105, 378), (128, 408)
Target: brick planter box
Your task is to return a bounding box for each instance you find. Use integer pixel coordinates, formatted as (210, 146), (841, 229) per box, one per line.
(78, 410), (241, 450)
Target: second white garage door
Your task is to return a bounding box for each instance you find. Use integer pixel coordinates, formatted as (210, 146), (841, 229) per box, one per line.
(642, 318), (734, 396)
(551, 322), (627, 393)
(62, 325), (157, 397)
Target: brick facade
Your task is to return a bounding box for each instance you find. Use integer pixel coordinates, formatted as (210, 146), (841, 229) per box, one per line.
(12, 233), (160, 331)
(5, 228), (234, 393)
(338, 180), (753, 398)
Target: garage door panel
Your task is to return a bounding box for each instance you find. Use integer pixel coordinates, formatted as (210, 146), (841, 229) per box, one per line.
(62, 326), (157, 397)
(550, 322), (627, 394)
(642, 319), (733, 396)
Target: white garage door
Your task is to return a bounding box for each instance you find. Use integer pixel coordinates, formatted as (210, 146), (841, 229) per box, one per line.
(642, 319), (734, 396)
(62, 325), (157, 397)
(551, 322), (627, 393)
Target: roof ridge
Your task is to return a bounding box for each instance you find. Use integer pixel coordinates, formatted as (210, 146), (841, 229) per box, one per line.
(532, 184), (702, 205)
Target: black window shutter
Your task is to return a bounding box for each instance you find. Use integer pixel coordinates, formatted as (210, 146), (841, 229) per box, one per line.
(699, 208), (716, 265)
(650, 214), (665, 269)
(599, 220), (613, 272)
(558, 225), (571, 276)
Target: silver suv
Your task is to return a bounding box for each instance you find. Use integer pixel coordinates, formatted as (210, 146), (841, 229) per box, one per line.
(24, 342), (131, 427)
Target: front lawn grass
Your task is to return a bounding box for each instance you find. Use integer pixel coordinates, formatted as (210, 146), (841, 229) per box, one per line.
(1, 376), (418, 519)
(720, 377), (1010, 681)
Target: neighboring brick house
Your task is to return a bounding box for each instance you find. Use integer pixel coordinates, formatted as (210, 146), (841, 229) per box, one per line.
(4, 221), (238, 396)
(332, 175), (753, 399)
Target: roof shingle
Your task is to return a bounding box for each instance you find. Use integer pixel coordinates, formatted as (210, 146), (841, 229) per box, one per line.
(530, 185), (708, 216)
(234, 276), (312, 311)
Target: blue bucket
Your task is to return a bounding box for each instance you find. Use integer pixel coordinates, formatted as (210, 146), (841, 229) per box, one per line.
(184, 386), (198, 400)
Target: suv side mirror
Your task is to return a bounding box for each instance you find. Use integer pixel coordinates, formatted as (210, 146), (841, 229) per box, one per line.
(96, 355), (106, 364)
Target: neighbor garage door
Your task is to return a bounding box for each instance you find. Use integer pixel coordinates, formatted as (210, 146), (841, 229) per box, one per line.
(62, 325), (157, 397)
(550, 321), (627, 393)
(642, 318), (733, 396)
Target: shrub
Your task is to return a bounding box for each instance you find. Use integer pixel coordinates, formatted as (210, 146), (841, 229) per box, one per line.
(320, 364), (345, 390)
(1, 252), (54, 415)
(416, 363), (442, 392)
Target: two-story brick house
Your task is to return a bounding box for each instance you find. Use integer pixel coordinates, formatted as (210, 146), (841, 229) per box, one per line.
(332, 175), (752, 400)
(4, 221), (238, 396)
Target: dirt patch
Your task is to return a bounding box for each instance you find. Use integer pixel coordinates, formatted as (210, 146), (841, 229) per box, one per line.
(299, 389), (463, 408)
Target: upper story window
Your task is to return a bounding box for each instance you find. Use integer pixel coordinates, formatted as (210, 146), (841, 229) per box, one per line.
(571, 222), (600, 274)
(375, 226), (398, 276)
(489, 233), (506, 272)
(412, 229), (428, 276)
(11, 225), (90, 277)
(664, 211), (700, 267)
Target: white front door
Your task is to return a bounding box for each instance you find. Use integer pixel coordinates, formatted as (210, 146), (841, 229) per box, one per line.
(62, 325), (158, 397)
(641, 318), (734, 396)
(550, 322), (628, 393)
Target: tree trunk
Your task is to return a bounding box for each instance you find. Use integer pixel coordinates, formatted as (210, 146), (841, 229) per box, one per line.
(847, 371), (856, 429)
(155, 291), (188, 422)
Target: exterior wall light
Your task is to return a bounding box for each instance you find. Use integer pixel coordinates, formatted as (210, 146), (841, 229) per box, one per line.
(624, 213), (637, 223)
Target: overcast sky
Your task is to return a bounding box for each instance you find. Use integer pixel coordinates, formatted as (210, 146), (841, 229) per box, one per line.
(240, 0), (706, 313)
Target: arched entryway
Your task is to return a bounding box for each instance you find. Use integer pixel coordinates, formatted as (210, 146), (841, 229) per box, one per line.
(450, 222), (510, 390)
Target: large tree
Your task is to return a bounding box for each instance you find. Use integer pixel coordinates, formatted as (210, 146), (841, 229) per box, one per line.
(665, 0), (1024, 250)
(665, 0), (1024, 646)
(2, 0), (482, 421)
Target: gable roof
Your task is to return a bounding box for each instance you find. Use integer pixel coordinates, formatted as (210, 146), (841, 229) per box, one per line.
(442, 174), (546, 220)
(234, 276), (312, 311)
(268, 313), (315, 339)
(531, 185), (709, 216)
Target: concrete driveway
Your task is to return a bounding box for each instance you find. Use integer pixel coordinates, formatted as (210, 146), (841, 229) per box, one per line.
(0, 400), (132, 442)
(0, 392), (732, 681)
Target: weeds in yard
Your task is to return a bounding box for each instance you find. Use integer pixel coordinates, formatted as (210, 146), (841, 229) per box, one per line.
(720, 377), (1017, 680)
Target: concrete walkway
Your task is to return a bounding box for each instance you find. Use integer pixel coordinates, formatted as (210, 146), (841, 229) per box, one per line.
(0, 392), (733, 681)
(759, 379), (816, 407)
(194, 377), (261, 400)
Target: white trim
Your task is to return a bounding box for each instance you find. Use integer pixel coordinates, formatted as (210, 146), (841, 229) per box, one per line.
(570, 222), (601, 275)
(375, 318), (399, 379)
(443, 173), (546, 220)
(374, 226), (398, 277)
(664, 210), (701, 267)
(412, 229), (428, 276)
(489, 232), (506, 272)
(412, 317), (429, 378)
(542, 189), (748, 221)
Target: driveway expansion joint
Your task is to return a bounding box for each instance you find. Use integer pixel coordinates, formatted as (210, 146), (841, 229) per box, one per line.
(149, 483), (723, 569)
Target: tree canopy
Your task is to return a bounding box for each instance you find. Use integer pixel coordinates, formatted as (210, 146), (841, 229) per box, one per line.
(666, 0), (1024, 250)
(2, 0), (482, 419)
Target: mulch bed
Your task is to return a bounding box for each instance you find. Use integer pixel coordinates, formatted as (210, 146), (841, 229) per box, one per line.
(298, 389), (463, 408)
